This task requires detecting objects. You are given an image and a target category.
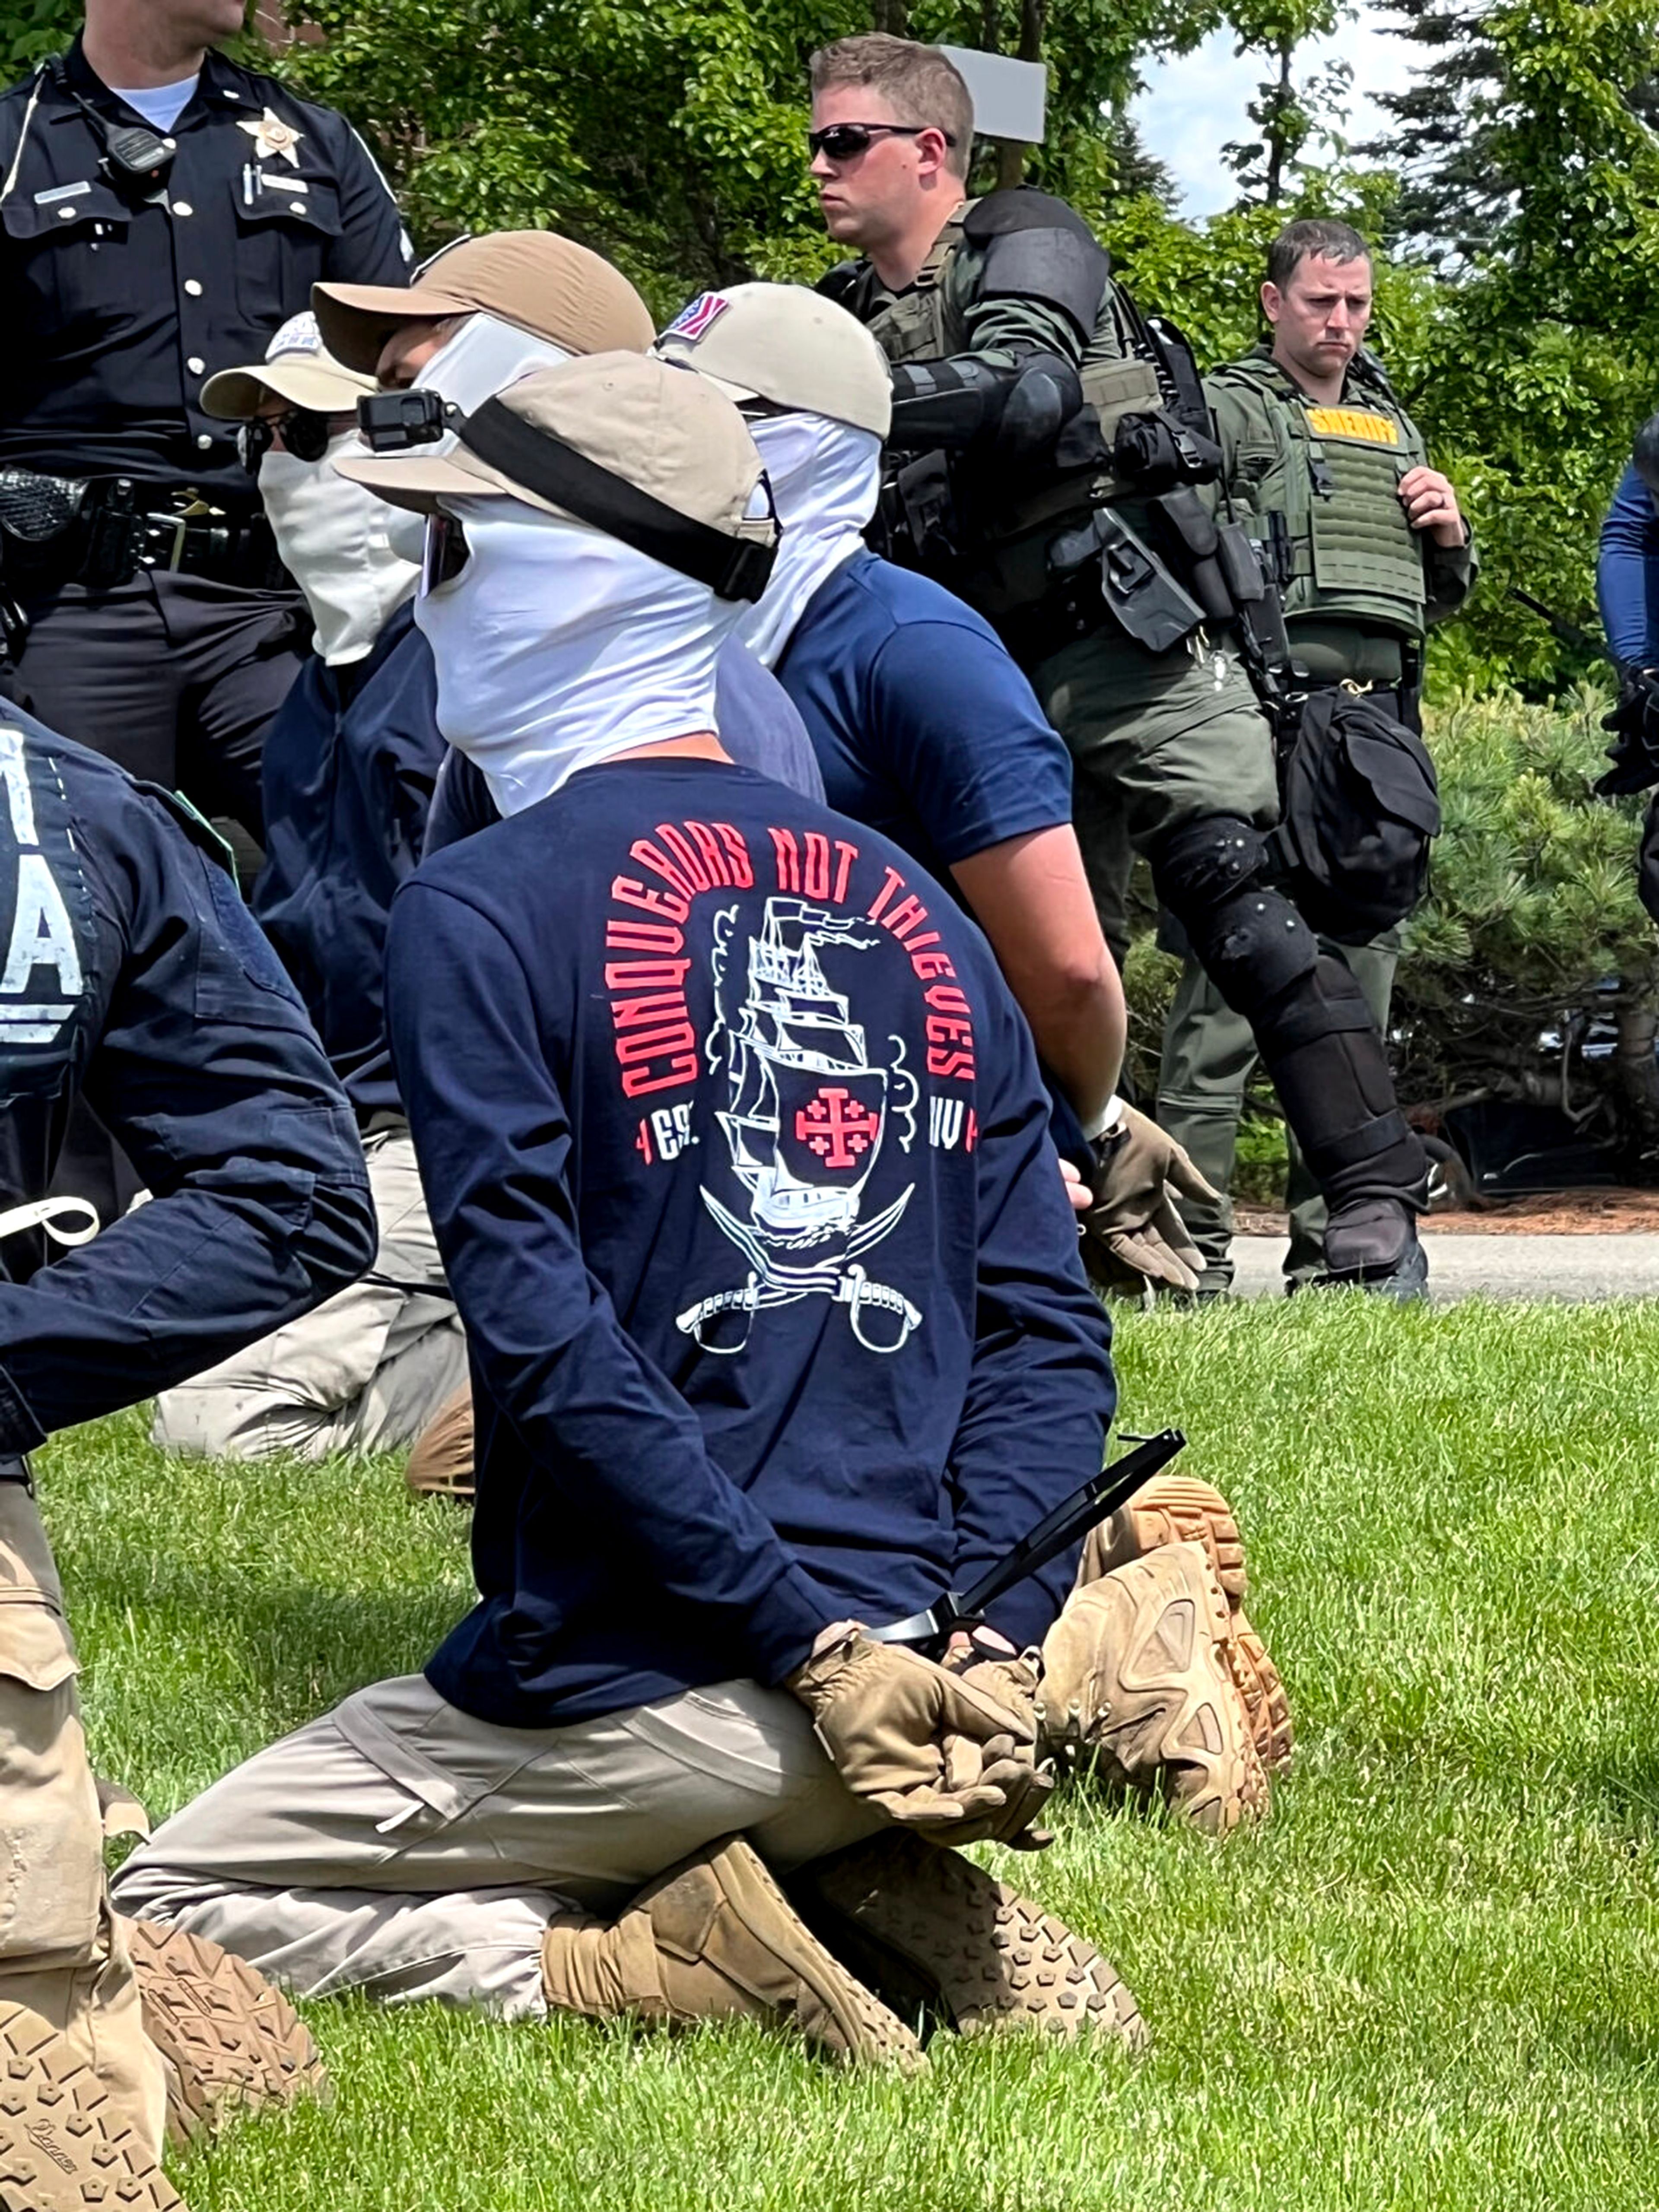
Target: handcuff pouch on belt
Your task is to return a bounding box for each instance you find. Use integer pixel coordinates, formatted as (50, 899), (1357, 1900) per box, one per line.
(0, 470), (284, 645)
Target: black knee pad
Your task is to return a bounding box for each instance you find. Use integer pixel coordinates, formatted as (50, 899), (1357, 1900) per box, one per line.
(1152, 816), (1318, 1010)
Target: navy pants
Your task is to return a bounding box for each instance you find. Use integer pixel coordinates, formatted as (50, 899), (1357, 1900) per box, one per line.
(2, 569), (308, 841)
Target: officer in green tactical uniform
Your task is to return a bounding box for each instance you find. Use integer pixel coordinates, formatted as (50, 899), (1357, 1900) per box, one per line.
(810, 34), (1433, 1295)
(1156, 219), (1475, 1295)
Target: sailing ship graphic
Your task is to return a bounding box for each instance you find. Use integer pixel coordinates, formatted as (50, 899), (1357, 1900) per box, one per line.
(677, 896), (922, 1355)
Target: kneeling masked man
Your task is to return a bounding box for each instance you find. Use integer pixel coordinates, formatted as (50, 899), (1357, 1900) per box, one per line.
(115, 356), (1255, 2064)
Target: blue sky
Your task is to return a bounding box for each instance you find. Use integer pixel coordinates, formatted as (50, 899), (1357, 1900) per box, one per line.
(1134, 18), (1420, 217)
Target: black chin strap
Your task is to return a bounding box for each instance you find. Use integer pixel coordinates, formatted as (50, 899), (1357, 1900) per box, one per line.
(458, 399), (777, 603)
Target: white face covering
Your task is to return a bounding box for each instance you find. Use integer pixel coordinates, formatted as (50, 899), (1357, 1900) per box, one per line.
(735, 413), (882, 669)
(378, 312), (580, 566)
(413, 498), (743, 817)
(263, 431), (420, 666)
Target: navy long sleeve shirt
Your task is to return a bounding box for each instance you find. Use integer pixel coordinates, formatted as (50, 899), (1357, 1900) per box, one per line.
(253, 602), (442, 1122)
(0, 711), (375, 1450)
(1597, 463), (1659, 671)
(387, 758), (1114, 1729)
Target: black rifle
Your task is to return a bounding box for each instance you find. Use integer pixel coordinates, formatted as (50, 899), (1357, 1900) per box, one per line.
(1507, 584), (1613, 667)
(866, 1427), (1186, 1658)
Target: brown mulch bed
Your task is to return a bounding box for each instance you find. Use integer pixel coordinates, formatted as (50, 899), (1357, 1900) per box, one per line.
(1236, 1190), (1659, 1237)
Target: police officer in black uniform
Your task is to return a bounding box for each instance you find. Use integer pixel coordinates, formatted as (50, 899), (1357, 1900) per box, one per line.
(0, 698), (375, 2209)
(0, 0), (410, 838)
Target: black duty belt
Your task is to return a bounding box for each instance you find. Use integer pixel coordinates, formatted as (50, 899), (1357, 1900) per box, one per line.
(0, 468), (290, 597)
(1295, 677), (1422, 736)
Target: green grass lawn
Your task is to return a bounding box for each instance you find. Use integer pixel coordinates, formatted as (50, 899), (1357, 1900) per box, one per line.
(42, 1294), (1659, 2210)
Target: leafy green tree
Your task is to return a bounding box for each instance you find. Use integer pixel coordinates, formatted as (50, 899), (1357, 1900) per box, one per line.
(1220, 0), (1350, 207)
(0, 1), (79, 76)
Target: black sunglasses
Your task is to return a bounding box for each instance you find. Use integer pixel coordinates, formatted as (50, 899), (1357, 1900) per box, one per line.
(237, 407), (335, 475)
(807, 121), (957, 162)
(420, 510), (471, 597)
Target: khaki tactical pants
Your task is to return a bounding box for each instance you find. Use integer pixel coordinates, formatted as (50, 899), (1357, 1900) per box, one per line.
(111, 1672), (884, 2021)
(1157, 936), (1399, 1290)
(0, 1479), (165, 2155)
(153, 1129), (466, 1462)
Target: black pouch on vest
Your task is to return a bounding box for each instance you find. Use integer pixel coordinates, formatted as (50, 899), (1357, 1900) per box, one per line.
(1268, 687), (1441, 943)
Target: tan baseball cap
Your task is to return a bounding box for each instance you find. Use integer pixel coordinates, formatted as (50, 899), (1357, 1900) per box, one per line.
(314, 231), (655, 375)
(338, 352), (779, 592)
(200, 310), (374, 420)
(653, 282), (892, 438)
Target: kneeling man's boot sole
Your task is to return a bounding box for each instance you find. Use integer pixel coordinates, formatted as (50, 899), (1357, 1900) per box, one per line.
(541, 1833), (926, 2072)
(1081, 1473), (1293, 1775)
(1039, 1540), (1267, 1834)
(0, 2002), (184, 2212)
(126, 1920), (329, 2147)
(795, 1831), (1146, 2047)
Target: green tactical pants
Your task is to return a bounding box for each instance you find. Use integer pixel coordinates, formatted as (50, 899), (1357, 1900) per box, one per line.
(1157, 933), (1399, 1292)
(1035, 631), (1281, 859)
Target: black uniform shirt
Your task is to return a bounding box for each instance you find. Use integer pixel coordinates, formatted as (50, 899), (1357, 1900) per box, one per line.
(0, 38), (409, 505)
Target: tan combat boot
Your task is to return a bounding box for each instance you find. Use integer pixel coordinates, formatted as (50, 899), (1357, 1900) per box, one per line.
(124, 1921), (328, 2149)
(405, 1383), (475, 1502)
(0, 2002), (184, 2212)
(1078, 1474), (1292, 1775)
(794, 1831), (1146, 2047)
(1038, 1540), (1266, 1834)
(540, 1833), (926, 2071)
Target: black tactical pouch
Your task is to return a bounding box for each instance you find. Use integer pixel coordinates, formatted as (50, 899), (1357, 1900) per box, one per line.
(0, 469), (134, 593)
(1268, 687), (1441, 943)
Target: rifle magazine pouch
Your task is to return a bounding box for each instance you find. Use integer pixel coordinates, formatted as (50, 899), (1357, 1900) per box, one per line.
(1270, 688), (1440, 943)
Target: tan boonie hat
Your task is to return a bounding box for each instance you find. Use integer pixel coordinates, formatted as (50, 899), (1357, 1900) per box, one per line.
(339, 352), (779, 597)
(654, 282), (892, 438)
(314, 231), (655, 374)
(200, 310), (374, 420)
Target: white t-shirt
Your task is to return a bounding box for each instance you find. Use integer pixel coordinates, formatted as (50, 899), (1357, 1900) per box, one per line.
(108, 76), (198, 133)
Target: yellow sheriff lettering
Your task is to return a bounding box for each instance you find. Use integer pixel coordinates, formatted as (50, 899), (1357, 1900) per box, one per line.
(1305, 406), (1400, 445)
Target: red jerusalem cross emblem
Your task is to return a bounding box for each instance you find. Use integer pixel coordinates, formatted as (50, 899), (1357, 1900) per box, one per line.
(795, 1085), (882, 1171)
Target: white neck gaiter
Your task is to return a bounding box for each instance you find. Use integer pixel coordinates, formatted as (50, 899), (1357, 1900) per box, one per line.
(736, 413), (882, 669)
(264, 430), (420, 666)
(413, 499), (742, 817)
(380, 312), (580, 566)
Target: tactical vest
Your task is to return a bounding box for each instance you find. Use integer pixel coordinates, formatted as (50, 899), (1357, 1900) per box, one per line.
(848, 201), (1173, 611)
(1209, 353), (1429, 638)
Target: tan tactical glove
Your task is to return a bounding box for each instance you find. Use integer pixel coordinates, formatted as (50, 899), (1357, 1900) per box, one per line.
(1081, 1100), (1219, 1298)
(940, 1641), (1053, 1850)
(787, 1628), (1052, 1846)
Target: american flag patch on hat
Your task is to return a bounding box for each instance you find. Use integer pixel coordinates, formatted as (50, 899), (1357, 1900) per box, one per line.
(665, 292), (731, 343)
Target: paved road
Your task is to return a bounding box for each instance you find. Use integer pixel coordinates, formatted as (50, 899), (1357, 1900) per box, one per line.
(1233, 1232), (1659, 1301)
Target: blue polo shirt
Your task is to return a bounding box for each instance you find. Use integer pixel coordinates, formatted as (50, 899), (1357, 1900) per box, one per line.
(773, 551), (1074, 882)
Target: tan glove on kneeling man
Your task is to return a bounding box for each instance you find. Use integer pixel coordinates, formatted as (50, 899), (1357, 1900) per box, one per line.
(1081, 1097), (1220, 1298)
(787, 1625), (1053, 1847)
